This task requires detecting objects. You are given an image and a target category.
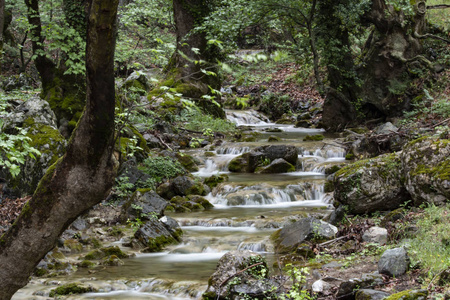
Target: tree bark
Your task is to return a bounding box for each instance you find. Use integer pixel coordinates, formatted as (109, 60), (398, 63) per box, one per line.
(169, 0), (221, 95)
(0, 0), (119, 298)
(0, 0), (5, 70)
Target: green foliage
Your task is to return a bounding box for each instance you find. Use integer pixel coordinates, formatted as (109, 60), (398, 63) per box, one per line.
(180, 108), (236, 134)
(259, 92), (292, 120)
(409, 204), (450, 276)
(138, 156), (185, 183)
(0, 96), (41, 177)
(281, 264), (312, 300)
(116, 0), (175, 70)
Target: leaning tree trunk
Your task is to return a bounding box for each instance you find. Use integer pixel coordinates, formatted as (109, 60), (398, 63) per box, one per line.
(0, 0), (119, 298)
(358, 0), (429, 118)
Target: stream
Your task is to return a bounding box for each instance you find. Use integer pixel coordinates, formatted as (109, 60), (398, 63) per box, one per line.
(14, 110), (346, 300)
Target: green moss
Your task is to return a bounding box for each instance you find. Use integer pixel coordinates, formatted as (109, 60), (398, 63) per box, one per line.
(79, 260), (96, 268)
(84, 249), (104, 260)
(100, 246), (128, 259)
(303, 134), (324, 141)
(34, 268), (49, 277)
(345, 153), (355, 160)
(413, 159), (450, 180)
(102, 255), (124, 266)
(384, 289), (427, 300)
(49, 283), (94, 297)
(144, 234), (176, 252)
(204, 174), (228, 189)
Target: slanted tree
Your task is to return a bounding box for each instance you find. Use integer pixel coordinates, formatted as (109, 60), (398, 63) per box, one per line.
(167, 0), (225, 118)
(0, 0), (119, 298)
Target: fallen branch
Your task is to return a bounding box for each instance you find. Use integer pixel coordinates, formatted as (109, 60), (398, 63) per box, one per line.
(155, 134), (172, 151)
(318, 235), (349, 247)
(427, 4), (450, 9)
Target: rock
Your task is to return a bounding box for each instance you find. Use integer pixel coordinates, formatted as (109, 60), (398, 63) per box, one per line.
(203, 250), (278, 300)
(2, 73), (33, 91)
(169, 195), (213, 212)
(327, 205), (346, 226)
(122, 71), (152, 92)
(228, 145), (298, 173)
(378, 247), (409, 277)
(384, 289), (427, 300)
(355, 289), (390, 300)
(133, 218), (181, 252)
(272, 217), (337, 254)
(362, 226), (388, 245)
(49, 283), (96, 297)
(254, 145), (298, 165)
(142, 133), (163, 149)
(175, 152), (199, 172)
(312, 279), (332, 293)
(121, 189), (168, 221)
(374, 122), (398, 135)
(337, 273), (384, 300)
(295, 120), (311, 128)
(171, 175), (207, 196)
(204, 174), (229, 189)
(0, 114), (67, 196)
(117, 158), (152, 188)
(334, 153), (409, 214)
(256, 158), (295, 173)
(401, 138), (450, 206)
(268, 135), (281, 142)
(2, 97), (57, 129)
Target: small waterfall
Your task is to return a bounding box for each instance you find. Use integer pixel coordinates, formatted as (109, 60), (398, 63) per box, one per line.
(226, 110), (271, 125)
(210, 183), (326, 207)
(238, 242), (267, 252)
(216, 146), (250, 155)
(195, 159), (220, 176)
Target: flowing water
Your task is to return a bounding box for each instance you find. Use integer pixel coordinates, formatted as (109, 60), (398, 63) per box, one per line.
(14, 109), (346, 300)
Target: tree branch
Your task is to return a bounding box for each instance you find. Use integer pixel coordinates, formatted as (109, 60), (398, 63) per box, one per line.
(427, 4), (450, 9)
(414, 31), (450, 44)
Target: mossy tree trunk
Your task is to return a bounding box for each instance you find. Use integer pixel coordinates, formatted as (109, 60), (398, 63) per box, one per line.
(0, 0), (118, 298)
(317, 0), (360, 131)
(319, 0), (439, 131)
(358, 0), (429, 118)
(25, 0), (86, 136)
(167, 0), (225, 118)
(0, 0), (5, 70)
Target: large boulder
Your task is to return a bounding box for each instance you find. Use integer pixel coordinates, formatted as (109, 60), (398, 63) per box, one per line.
(256, 158), (295, 173)
(121, 189), (168, 221)
(271, 217), (337, 254)
(203, 250), (280, 300)
(228, 145), (298, 173)
(133, 217), (182, 252)
(1, 103), (66, 196)
(378, 247), (409, 277)
(401, 138), (450, 206)
(157, 175), (208, 199)
(334, 153), (410, 214)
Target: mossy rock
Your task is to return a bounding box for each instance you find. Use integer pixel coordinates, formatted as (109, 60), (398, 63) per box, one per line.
(2, 118), (67, 196)
(268, 135), (281, 142)
(49, 283), (95, 297)
(204, 174), (229, 189)
(303, 134), (324, 141)
(79, 260), (96, 268)
(102, 255), (124, 266)
(63, 239), (83, 253)
(384, 289), (428, 300)
(188, 195), (214, 209)
(175, 152), (199, 172)
(84, 246), (128, 260)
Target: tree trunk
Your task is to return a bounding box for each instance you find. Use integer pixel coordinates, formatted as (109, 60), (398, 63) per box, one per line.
(317, 0), (360, 131)
(358, 0), (428, 117)
(168, 0), (222, 100)
(0, 0), (119, 298)
(24, 0), (86, 136)
(0, 0), (5, 70)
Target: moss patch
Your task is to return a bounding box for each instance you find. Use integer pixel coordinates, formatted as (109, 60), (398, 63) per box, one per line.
(49, 283), (94, 297)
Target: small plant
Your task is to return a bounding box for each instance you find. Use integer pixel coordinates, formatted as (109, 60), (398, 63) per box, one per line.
(281, 264), (312, 300)
(127, 217), (144, 231)
(138, 156), (185, 183)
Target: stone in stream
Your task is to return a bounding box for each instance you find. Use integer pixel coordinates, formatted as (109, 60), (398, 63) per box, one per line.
(228, 145), (298, 173)
(271, 217), (338, 254)
(336, 273), (384, 300)
(384, 289), (428, 300)
(121, 189), (168, 221)
(378, 247), (410, 277)
(203, 250), (281, 300)
(256, 158), (295, 173)
(133, 217), (182, 252)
